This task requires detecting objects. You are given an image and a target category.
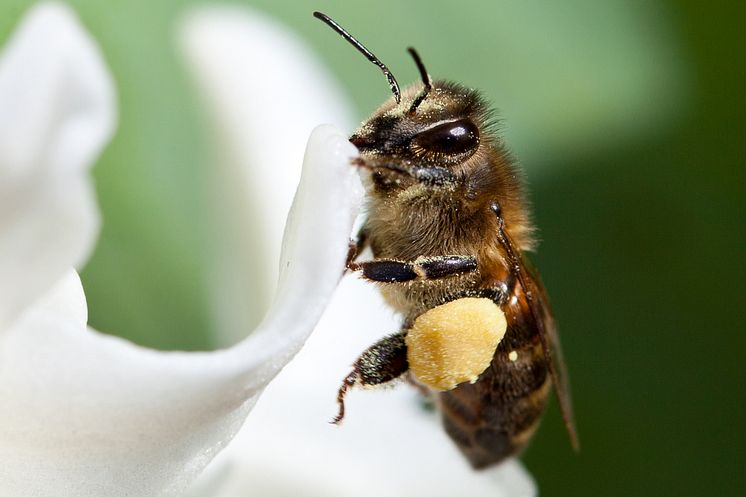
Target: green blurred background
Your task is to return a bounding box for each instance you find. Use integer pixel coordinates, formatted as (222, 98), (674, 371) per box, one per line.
(1, 1), (743, 495)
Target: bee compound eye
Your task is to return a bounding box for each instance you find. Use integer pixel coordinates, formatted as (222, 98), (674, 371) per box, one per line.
(414, 119), (479, 155)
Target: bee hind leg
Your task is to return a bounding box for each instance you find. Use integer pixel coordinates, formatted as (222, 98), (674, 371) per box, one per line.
(332, 331), (408, 424)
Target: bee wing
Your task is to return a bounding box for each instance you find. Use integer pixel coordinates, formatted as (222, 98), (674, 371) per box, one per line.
(522, 255), (580, 450)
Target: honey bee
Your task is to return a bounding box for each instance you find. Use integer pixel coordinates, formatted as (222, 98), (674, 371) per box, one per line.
(314, 12), (578, 468)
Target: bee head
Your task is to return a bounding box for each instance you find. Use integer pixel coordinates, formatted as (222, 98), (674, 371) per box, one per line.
(314, 12), (493, 195)
(351, 81), (492, 194)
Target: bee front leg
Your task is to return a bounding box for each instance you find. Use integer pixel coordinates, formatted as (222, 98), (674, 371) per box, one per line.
(350, 255), (477, 283)
(332, 332), (408, 424)
(345, 228), (368, 269)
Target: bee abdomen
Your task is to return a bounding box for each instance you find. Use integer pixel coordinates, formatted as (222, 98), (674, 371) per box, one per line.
(437, 336), (550, 468)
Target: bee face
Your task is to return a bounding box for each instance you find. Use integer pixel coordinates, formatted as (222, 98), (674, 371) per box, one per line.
(351, 82), (492, 196)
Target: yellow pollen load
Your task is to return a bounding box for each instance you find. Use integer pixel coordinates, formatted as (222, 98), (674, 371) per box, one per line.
(405, 298), (507, 391)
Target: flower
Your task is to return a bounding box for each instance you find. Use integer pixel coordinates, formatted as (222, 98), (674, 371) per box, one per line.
(0, 3), (536, 497)
(0, 4), (361, 496)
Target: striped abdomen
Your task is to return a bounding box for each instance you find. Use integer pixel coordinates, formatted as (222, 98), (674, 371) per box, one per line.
(436, 287), (551, 468)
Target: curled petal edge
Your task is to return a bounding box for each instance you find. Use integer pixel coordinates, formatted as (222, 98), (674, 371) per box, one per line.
(0, 125), (361, 497)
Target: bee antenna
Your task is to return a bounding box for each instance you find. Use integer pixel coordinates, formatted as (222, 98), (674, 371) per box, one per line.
(314, 12), (401, 104)
(407, 47), (432, 114)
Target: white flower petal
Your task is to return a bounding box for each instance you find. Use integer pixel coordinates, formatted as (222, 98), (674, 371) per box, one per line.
(0, 2), (115, 330)
(179, 5), (355, 345)
(0, 125), (362, 497)
(192, 276), (537, 497)
(33, 269), (88, 328)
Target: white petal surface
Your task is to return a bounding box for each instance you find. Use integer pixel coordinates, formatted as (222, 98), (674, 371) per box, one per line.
(179, 6), (355, 345)
(0, 3), (115, 330)
(0, 125), (362, 497)
(190, 276), (537, 497)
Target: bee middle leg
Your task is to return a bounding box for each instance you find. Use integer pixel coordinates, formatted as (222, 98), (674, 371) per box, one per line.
(332, 331), (408, 424)
(350, 255), (477, 283)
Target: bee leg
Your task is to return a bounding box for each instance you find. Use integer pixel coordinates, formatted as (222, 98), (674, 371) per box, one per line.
(332, 332), (408, 424)
(405, 374), (436, 412)
(345, 229), (368, 269)
(470, 281), (512, 306)
(350, 255), (477, 283)
(416, 255), (478, 279)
